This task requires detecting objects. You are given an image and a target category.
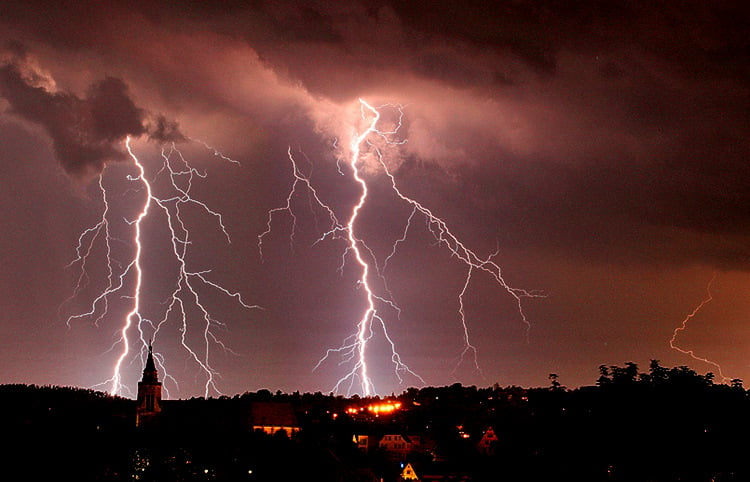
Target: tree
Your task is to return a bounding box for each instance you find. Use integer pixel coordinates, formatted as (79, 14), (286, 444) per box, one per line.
(610, 362), (638, 384)
(648, 359), (668, 385)
(548, 373), (563, 391)
(597, 365), (611, 386)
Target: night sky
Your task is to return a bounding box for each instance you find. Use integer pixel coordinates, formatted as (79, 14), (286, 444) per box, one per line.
(1, 1), (750, 399)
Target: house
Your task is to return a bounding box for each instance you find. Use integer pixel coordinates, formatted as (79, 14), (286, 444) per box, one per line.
(399, 462), (472, 481)
(354, 434), (373, 453)
(401, 462), (419, 480)
(379, 434), (422, 456)
(476, 427), (498, 455)
(249, 401), (300, 437)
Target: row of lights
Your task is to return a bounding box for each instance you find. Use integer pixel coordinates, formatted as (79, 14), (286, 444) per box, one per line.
(346, 401), (403, 416)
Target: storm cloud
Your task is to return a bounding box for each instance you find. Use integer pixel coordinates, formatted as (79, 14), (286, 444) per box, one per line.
(0, 50), (184, 179)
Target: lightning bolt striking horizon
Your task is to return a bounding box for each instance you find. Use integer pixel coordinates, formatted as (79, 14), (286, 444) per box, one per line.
(669, 273), (731, 383)
(263, 99), (542, 396)
(62, 136), (259, 398)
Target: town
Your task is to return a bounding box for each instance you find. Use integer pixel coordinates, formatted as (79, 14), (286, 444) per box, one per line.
(3, 358), (749, 481)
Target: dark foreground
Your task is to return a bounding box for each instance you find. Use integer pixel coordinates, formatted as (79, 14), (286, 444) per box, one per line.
(2, 361), (748, 481)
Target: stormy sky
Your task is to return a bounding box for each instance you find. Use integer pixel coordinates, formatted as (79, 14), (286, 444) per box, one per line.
(1, 0), (749, 398)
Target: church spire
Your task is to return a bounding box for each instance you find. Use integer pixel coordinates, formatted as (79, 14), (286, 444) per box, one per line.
(136, 341), (162, 427)
(142, 341), (158, 383)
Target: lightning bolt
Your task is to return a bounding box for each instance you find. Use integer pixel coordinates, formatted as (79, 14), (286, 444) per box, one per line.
(669, 272), (730, 382)
(264, 99), (541, 396)
(63, 136), (259, 398)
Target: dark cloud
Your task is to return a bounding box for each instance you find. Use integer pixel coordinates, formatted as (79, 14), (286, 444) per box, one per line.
(0, 60), (127, 178)
(0, 54), (185, 179)
(1, 0), (747, 265)
(146, 114), (187, 143)
(87, 77), (145, 142)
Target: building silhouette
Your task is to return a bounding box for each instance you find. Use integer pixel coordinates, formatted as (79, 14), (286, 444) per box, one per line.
(249, 401), (300, 436)
(135, 343), (162, 427)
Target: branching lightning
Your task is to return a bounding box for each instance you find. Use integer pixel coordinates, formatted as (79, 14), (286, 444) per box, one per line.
(63, 136), (258, 398)
(669, 273), (731, 382)
(263, 99), (541, 396)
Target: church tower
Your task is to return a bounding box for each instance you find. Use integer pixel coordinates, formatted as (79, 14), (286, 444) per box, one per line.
(135, 343), (162, 427)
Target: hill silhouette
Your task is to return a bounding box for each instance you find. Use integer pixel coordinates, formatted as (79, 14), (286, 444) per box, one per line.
(1, 361), (747, 481)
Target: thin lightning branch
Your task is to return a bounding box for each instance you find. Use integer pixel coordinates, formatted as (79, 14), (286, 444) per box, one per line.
(370, 140), (542, 374)
(456, 265), (483, 377)
(258, 146), (341, 258)
(265, 99), (540, 396)
(363, 100), (543, 377)
(64, 136), (258, 398)
(669, 272), (731, 382)
(189, 137), (242, 166)
(62, 175), (117, 327)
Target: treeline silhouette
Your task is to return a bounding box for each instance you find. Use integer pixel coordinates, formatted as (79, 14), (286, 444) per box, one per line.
(1, 361), (748, 481)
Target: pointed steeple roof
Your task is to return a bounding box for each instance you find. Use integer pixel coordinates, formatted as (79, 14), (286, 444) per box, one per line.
(141, 342), (159, 383)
